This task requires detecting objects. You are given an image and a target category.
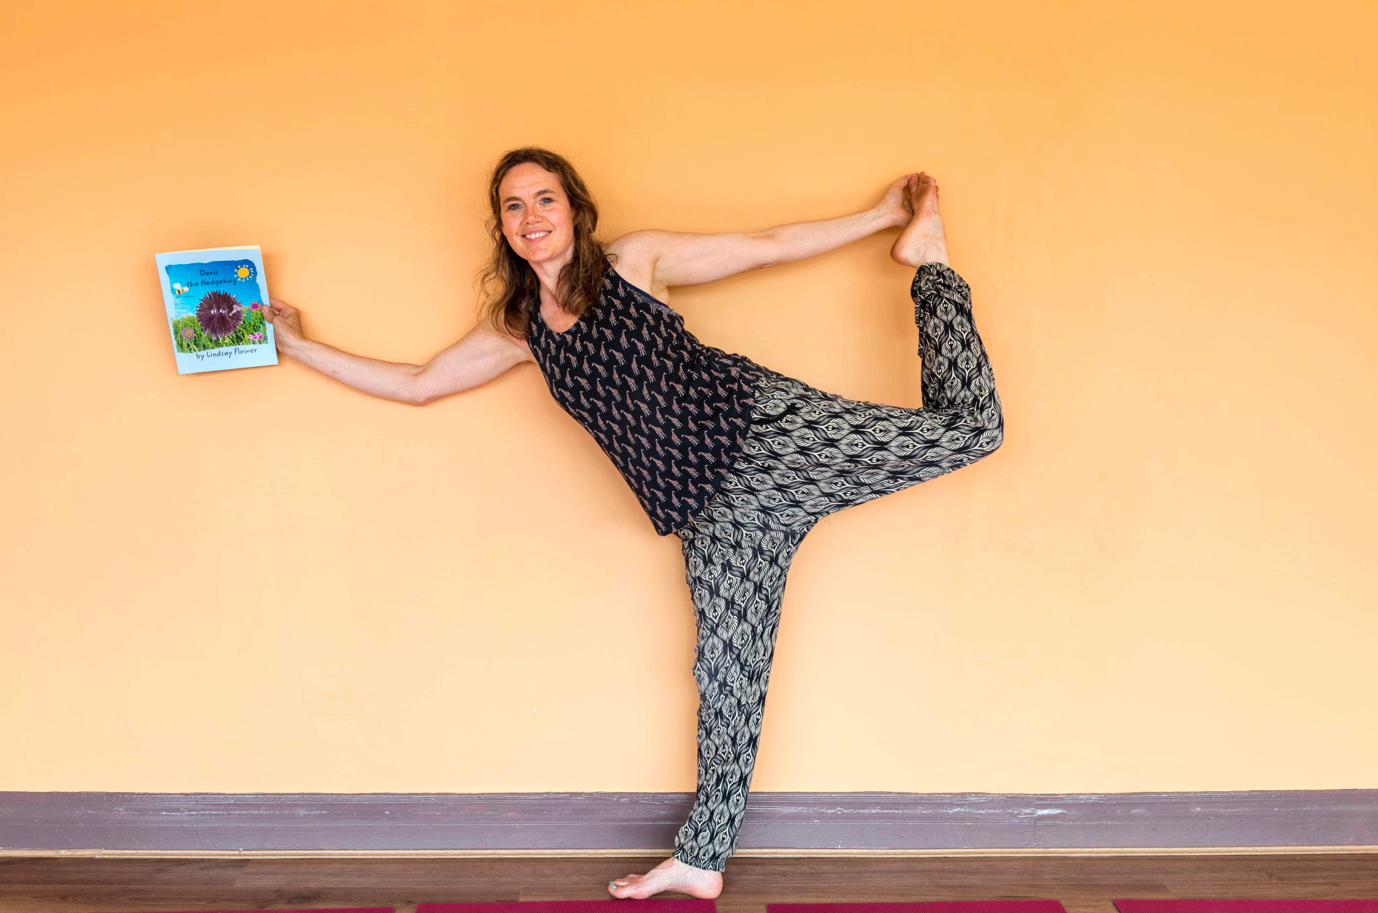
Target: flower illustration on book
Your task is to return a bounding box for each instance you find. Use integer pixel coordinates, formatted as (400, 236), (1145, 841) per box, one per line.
(181, 327), (195, 339)
(249, 301), (261, 310)
(195, 290), (244, 339)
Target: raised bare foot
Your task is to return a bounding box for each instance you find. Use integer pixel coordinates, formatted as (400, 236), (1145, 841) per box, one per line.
(890, 171), (949, 268)
(607, 856), (723, 899)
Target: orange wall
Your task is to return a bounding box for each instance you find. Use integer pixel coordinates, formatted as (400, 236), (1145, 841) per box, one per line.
(2, 0), (1375, 793)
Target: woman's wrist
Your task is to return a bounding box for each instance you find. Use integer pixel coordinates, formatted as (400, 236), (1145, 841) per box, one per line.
(274, 334), (422, 402)
(278, 333), (312, 359)
(871, 202), (908, 231)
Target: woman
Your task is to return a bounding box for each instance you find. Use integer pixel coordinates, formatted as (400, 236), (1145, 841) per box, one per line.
(266, 146), (1003, 899)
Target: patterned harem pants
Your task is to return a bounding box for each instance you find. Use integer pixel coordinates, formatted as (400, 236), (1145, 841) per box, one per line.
(669, 262), (1004, 872)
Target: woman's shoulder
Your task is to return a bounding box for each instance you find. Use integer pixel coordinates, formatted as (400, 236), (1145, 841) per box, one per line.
(605, 234), (672, 306)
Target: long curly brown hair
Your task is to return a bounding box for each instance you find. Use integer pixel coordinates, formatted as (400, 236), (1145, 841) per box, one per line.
(477, 147), (618, 339)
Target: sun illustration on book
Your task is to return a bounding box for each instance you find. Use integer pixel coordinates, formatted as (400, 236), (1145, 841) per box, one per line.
(233, 264), (256, 281)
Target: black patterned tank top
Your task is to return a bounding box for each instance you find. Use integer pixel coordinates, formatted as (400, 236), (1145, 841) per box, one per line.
(527, 259), (766, 536)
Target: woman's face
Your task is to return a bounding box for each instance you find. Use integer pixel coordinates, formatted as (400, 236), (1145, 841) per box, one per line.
(498, 162), (576, 266)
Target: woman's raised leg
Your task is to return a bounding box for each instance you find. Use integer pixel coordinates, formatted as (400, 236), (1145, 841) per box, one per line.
(717, 258), (1003, 526)
(728, 173), (1002, 520)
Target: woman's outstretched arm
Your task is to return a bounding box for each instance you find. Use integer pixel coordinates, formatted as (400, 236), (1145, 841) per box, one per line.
(619, 173), (917, 288)
(266, 298), (531, 405)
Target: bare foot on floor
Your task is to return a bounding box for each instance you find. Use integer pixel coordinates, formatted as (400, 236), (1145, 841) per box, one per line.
(607, 857), (723, 899)
(891, 171), (949, 268)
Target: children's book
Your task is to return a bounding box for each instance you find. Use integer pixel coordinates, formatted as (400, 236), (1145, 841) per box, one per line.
(155, 245), (278, 374)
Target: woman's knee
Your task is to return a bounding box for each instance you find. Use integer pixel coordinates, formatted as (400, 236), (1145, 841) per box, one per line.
(982, 400), (1005, 454)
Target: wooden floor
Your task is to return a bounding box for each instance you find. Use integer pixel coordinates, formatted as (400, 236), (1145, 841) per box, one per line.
(0, 853), (1375, 913)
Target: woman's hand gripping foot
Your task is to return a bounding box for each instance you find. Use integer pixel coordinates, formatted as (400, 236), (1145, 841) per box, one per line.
(607, 856), (723, 899)
(890, 171), (950, 268)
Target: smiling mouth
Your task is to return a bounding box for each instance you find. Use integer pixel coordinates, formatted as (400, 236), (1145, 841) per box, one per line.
(522, 230), (551, 240)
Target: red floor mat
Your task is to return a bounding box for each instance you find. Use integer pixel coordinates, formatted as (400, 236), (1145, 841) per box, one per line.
(116, 909), (393, 913)
(1115, 902), (1378, 913)
(770, 903), (1069, 913)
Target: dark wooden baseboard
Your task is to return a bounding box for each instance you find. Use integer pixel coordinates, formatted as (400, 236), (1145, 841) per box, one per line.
(6, 854), (1378, 913)
(2, 790), (1375, 853)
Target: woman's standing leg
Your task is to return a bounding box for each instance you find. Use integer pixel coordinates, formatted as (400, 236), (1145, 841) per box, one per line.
(606, 431), (818, 899)
(672, 512), (812, 871)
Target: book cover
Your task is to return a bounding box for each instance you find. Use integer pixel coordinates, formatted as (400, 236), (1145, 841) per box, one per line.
(155, 245), (279, 374)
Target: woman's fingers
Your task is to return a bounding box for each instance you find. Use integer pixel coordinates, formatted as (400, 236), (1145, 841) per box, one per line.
(266, 298), (302, 330)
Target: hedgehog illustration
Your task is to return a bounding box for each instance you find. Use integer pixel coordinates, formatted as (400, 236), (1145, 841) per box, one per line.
(195, 290), (244, 339)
